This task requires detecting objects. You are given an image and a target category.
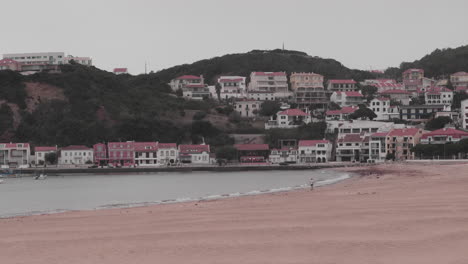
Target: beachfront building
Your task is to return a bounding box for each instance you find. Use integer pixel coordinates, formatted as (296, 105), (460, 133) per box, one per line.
(248, 72), (290, 99)
(234, 144), (270, 164)
(386, 128), (424, 161)
(425, 86), (453, 106)
(178, 144), (210, 164)
(370, 97), (398, 120)
(247, 91), (276, 101)
(379, 89), (411, 105)
(290, 72), (327, 111)
(234, 99), (260, 117)
(297, 140), (332, 163)
(265, 108), (311, 129)
(134, 142), (158, 166)
(0, 58), (21, 71)
(450, 72), (468, 87)
(399, 105), (447, 120)
(420, 128), (468, 144)
(0, 143), (31, 168)
(108, 141), (135, 167)
(34, 146), (57, 165)
(58, 145), (93, 166)
(158, 143), (178, 165)
(93, 143), (108, 166)
(330, 91), (365, 107)
(217, 76), (246, 99)
(368, 132), (388, 162)
(169, 75), (210, 100)
(336, 134), (364, 162)
(461, 99), (468, 130)
(325, 106), (358, 121)
(269, 147), (298, 164)
(113, 68), (128, 75)
(402, 68), (424, 92)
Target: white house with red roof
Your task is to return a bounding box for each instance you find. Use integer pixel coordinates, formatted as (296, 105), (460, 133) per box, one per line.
(248, 72), (290, 98)
(326, 79), (357, 93)
(58, 145), (93, 166)
(0, 58), (21, 71)
(420, 128), (468, 145)
(379, 89), (411, 105)
(113, 68), (128, 75)
(158, 143), (178, 165)
(330, 91), (365, 106)
(450, 72), (468, 87)
(325, 106), (358, 121)
(34, 146), (57, 165)
(0, 143), (31, 168)
(386, 128), (424, 160)
(370, 97), (398, 120)
(134, 142), (158, 166)
(269, 147), (298, 164)
(425, 86), (453, 107)
(265, 108), (312, 129)
(178, 144), (211, 164)
(217, 76), (246, 99)
(169, 75), (210, 100)
(298, 140), (332, 163)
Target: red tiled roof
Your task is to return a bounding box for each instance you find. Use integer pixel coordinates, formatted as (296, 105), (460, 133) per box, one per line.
(234, 144), (269, 151)
(61, 145), (91, 151)
(179, 144), (210, 154)
(35, 146), (57, 152)
(371, 132), (388, 137)
(375, 97), (390, 101)
(176, 75), (202, 80)
(278, 109), (308, 116)
(113, 68), (127, 73)
(421, 128), (468, 139)
(219, 78), (244, 83)
(338, 134), (363, 143)
(328, 79), (356, 84)
(425, 86), (452, 95)
(0, 58), (19, 65)
(455, 86), (468, 92)
(298, 140), (329, 147)
(133, 142), (158, 151)
(326, 106), (358, 116)
(336, 91), (363, 97)
(252, 72), (286, 77)
(379, 89), (410, 95)
(388, 128), (420, 137)
(158, 143), (177, 149)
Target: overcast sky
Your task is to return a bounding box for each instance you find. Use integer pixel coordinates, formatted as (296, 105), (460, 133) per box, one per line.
(2, 0), (467, 74)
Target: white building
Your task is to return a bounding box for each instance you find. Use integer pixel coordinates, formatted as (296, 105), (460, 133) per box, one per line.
(336, 134), (363, 162)
(169, 75), (210, 100)
(450, 72), (468, 87)
(298, 140), (332, 163)
(178, 144), (211, 164)
(368, 132), (388, 162)
(265, 108), (312, 129)
(370, 97), (397, 120)
(63, 55), (92, 66)
(425, 86), (453, 106)
(0, 143), (31, 168)
(248, 72), (290, 98)
(330, 91), (365, 106)
(58, 145), (93, 166)
(134, 142), (158, 167)
(3, 52), (65, 65)
(247, 91), (276, 101)
(461, 99), (468, 130)
(325, 106), (358, 121)
(217, 76), (246, 99)
(269, 147), (298, 164)
(234, 99), (260, 118)
(34, 146), (57, 165)
(332, 120), (406, 139)
(157, 143), (178, 165)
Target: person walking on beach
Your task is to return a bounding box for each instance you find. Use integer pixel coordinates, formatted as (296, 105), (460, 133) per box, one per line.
(310, 179), (315, 191)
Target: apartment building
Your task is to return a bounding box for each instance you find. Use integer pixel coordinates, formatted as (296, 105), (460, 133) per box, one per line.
(326, 79), (357, 93)
(234, 99), (260, 117)
(34, 146), (57, 165)
(217, 76), (246, 99)
(158, 143), (178, 165)
(335, 120), (404, 138)
(265, 108), (311, 129)
(450, 72), (468, 87)
(290, 72), (327, 110)
(269, 147), (298, 164)
(58, 145), (93, 166)
(370, 97), (399, 120)
(3, 52), (65, 65)
(425, 86), (453, 106)
(368, 132), (388, 162)
(134, 142), (158, 166)
(330, 91), (365, 106)
(399, 105), (447, 120)
(297, 140), (332, 163)
(379, 89), (411, 105)
(169, 75), (210, 100)
(248, 72), (290, 98)
(386, 128), (423, 161)
(0, 143), (31, 168)
(461, 99), (468, 130)
(247, 91), (275, 101)
(336, 134), (363, 162)
(402, 68), (424, 92)
(420, 128), (468, 144)
(108, 141), (135, 167)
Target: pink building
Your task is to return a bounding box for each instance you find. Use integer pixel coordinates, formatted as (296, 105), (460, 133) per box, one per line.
(108, 141), (135, 167)
(93, 143), (108, 165)
(0, 58), (21, 71)
(134, 142), (158, 166)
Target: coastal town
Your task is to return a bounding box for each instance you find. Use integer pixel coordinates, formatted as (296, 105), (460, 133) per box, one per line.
(1, 52), (468, 170)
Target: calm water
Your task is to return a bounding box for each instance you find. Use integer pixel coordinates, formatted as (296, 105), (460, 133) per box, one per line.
(0, 170), (350, 218)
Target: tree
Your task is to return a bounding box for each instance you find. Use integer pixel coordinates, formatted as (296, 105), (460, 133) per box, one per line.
(44, 152), (57, 165)
(328, 102), (341, 110)
(0, 104), (14, 135)
(452, 92), (468, 109)
(193, 111), (207, 120)
(215, 145), (237, 161)
(425, 116), (452, 131)
(259, 101), (281, 116)
(175, 88), (183, 97)
(349, 106), (377, 120)
(360, 85), (378, 100)
(215, 83), (222, 101)
(385, 152), (395, 161)
(410, 95), (425, 105)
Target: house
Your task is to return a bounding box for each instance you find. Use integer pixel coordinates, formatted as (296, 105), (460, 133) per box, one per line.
(325, 106), (358, 121)
(234, 144), (269, 163)
(420, 128), (468, 144)
(370, 97), (398, 120)
(326, 79), (357, 93)
(217, 76), (246, 99)
(108, 141), (135, 167)
(58, 145), (93, 166)
(402, 68), (424, 92)
(461, 99), (468, 130)
(386, 128), (424, 160)
(399, 105), (447, 120)
(368, 132), (388, 162)
(379, 89), (411, 105)
(265, 108), (311, 129)
(248, 72), (290, 98)
(362, 79), (404, 92)
(290, 72), (327, 111)
(0, 58), (21, 71)
(425, 86), (453, 107)
(113, 68), (128, 75)
(297, 140), (332, 163)
(134, 142), (158, 166)
(158, 143), (178, 165)
(234, 99), (261, 117)
(169, 75), (210, 100)
(269, 147), (298, 164)
(330, 91), (365, 106)
(93, 143), (108, 166)
(34, 146), (57, 165)
(247, 91), (276, 101)
(178, 144), (211, 164)
(450, 72), (468, 87)
(0, 143), (31, 168)
(336, 134), (364, 162)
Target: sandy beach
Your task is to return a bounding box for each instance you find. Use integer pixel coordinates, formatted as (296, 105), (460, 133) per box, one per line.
(1, 162), (468, 263)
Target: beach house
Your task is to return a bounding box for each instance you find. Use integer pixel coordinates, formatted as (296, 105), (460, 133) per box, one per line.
(178, 144), (211, 164)
(158, 143), (178, 165)
(297, 140), (332, 163)
(134, 142), (158, 166)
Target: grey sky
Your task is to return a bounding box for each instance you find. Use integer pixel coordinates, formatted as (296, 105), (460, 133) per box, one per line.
(2, 0), (467, 75)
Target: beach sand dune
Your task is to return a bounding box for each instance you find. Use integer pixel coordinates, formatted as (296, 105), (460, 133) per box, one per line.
(1, 162), (468, 263)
